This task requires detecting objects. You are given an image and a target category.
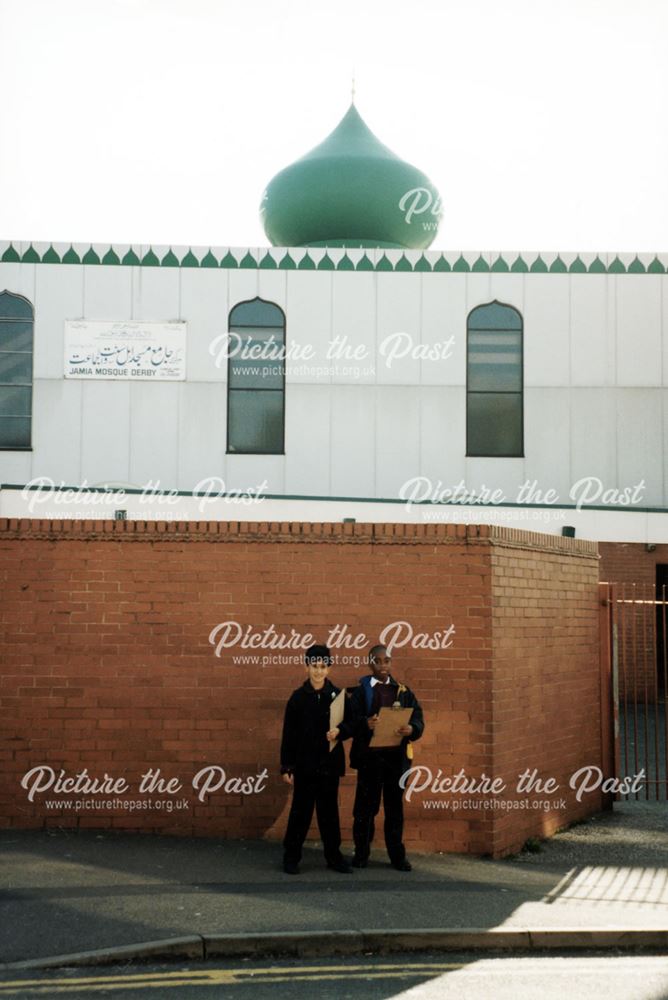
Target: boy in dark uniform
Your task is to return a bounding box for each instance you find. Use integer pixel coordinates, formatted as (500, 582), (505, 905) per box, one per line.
(348, 644), (424, 871)
(280, 644), (353, 875)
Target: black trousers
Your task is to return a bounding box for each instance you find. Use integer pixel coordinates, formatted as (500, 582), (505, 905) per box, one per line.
(283, 771), (342, 864)
(352, 753), (406, 864)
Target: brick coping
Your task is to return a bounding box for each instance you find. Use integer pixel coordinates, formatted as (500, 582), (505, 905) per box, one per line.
(0, 518), (599, 556)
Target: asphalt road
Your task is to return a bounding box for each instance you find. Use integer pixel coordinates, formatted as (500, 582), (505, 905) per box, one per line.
(1, 953), (668, 1000)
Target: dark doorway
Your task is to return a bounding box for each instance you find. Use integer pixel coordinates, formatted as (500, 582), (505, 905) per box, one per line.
(655, 565), (668, 696)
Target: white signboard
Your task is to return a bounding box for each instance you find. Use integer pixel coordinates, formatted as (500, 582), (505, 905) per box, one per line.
(64, 320), (186, 380)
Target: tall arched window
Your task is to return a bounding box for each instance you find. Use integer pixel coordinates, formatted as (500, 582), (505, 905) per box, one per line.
(0, 291), (33, 449)
(227, 297), (285, 454)
(467, 301), (523, 457)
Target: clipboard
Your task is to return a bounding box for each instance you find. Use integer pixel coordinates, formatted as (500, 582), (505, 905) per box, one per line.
(369, 706), (412, 748)
(329, 690), (345, 751)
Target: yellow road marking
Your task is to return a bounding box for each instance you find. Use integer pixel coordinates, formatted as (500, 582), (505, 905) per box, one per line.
(0, 979), (215, 995)
(0, 962), (463, 994)
(0, 970), (217, 988)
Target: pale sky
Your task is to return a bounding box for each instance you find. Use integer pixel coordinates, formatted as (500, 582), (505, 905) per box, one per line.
(2, 0), (667, 253)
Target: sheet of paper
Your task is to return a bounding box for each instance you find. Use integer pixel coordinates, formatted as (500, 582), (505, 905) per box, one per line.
(329, 690), (346, 751)
(369, 706), (413, 748)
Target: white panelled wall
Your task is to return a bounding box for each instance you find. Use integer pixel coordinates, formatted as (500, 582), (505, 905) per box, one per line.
(1, 250), (667, 512)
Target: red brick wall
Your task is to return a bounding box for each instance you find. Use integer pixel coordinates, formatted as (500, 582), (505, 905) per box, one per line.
(599, 543), (668, 701)
(489, 542), (603, 856)
(0, 519), (602, 857)
(599, 542), (668, 587)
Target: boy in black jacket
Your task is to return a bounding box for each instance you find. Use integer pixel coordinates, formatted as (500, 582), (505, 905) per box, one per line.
(280, 644), (353, 875)
(348, 644), (424, 871)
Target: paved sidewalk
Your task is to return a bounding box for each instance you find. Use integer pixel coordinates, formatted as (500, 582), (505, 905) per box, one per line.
(1, 802), (667, 966)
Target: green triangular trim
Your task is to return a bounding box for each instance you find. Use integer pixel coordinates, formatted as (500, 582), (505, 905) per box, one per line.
(201, 249), (218, 268)
(239, 251), (256, 268)
(317, 252), (335, 270)
(161, 249), (179, 267)
(22, 244), (40, 263)
(181, 248), (199, 267)
(62, 245), (81, 264)
(414, 254), (432, 272)
(356, 253), (374, 271)
(42, 244), (61, 263)
(297, 252), (315, 270)
(82, 246), (101, 265)
(121, 248), (140, 266)
(102, 247), (120, 265)
(433, 255), (451, 272)
(27, 241), (656, 278)
(259, 251), (278, 269)
(1, 243), (20, 263)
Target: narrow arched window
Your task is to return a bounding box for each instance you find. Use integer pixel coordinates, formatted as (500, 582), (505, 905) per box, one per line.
(467, 301), (523, 457)
(0, 291), (33, 449)
(227, 297), (285, 454)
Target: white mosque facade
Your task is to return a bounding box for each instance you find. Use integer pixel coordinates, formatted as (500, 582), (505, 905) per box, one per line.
(0, 106), (666, 542)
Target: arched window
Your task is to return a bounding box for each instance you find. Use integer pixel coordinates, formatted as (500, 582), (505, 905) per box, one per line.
(467, 301), (523, 457)
(0, 291), (33, 449)
(227, 297), (285, 454)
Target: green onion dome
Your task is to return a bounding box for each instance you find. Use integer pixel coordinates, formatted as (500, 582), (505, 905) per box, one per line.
(260, 104), (442, 249)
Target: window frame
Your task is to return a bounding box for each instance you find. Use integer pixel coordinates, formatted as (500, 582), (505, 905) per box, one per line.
(466, 300), (524, 459)
(226, 296), (286, 456)
(0, 290), (34, 451)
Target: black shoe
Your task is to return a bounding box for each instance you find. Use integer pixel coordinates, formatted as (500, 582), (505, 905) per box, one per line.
(283, 860), (300, 875)
(391, 858), (412, 871)
(327, 858), (353, 874)
(351, 855), (368, 868)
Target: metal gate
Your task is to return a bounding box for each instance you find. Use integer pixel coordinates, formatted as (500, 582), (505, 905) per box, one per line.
(601, 582), (668, 801)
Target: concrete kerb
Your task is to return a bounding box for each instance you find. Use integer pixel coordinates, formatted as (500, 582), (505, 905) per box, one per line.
(3, 929), (668, 971)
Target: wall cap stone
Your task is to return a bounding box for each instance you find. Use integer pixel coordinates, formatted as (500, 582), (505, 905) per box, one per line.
(0, 517), (598, 557)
